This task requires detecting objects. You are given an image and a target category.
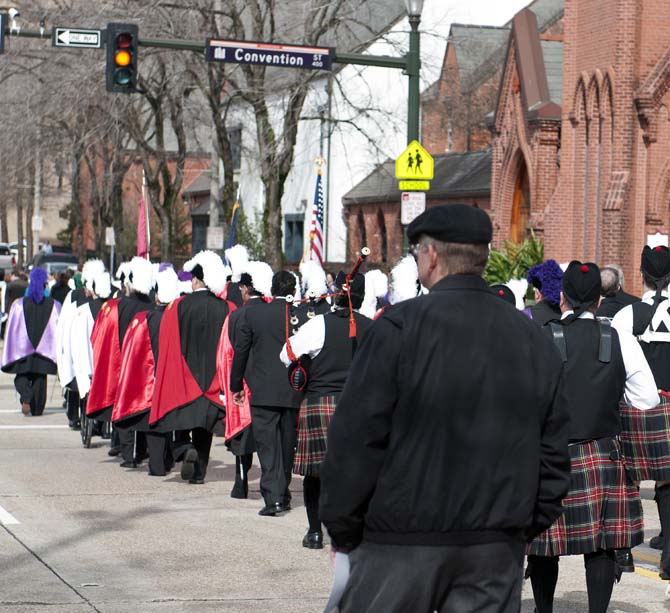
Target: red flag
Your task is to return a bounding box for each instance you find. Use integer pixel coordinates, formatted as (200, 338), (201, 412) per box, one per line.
(137, 196), (148, 258)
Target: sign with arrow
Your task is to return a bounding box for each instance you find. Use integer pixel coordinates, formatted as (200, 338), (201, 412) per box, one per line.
(52, 27), (102, 49)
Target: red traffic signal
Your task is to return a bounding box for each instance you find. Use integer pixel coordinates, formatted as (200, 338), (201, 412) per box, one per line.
(106, 23), (138, 93)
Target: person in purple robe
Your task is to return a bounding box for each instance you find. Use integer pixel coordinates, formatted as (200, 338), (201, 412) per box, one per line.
(1, 267), (60, 416)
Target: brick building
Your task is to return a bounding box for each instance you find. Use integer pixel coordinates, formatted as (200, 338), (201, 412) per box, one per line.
(492, 0), (670, 294)
(343, 0), (563, 263)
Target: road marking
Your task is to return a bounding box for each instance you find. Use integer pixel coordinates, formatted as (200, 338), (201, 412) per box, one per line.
(0, 504), (19, 525)
(635, 566), (663, 582)
(635, 551), (661, 565)
(0, 425), (69, 429)
(0, 409), (64, 414)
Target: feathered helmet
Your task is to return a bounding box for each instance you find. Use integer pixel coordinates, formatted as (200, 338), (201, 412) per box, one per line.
(299, 260), (327, 297)
(240, 261), (273, 298)
(128, 256), (155, 295)
(183, 250), (227, 295)
(82, 259), (106, 291)
(224, 244), (250, 282)
(28, 267), (48, 304)
(527, 259), (563, 307)
(92, 272), (112, 299)
(389, 256), (419, 305)
(156, 266), (180, 304)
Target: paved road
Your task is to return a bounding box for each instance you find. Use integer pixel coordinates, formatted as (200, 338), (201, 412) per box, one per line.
(0, 370), (669, 612)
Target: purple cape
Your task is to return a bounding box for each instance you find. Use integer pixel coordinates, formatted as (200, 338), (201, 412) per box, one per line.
(1, 298), (60, 368)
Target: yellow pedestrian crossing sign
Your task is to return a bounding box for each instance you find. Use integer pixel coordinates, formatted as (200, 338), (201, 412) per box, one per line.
(395, 140), (434, 181)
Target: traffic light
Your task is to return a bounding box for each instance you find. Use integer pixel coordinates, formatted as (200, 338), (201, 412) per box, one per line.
(105, 23), (138, 93)
(0, 14), (6, 55)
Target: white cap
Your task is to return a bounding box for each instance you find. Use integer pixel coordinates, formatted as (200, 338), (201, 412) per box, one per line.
(183, 250), (227, 295)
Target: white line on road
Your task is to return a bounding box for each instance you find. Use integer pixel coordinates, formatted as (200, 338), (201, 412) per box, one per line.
(0, 425), (69, 429)
(0, 504), (19, 525)
(0, 409), (65, 413)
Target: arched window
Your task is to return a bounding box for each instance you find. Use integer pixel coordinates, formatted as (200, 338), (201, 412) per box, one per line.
(510, 159), (530, 243)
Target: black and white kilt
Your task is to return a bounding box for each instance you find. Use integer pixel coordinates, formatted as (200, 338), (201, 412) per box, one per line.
(620, 394), (670, 482)
(293, 394), (337, 477)
(528, 438), (643, 557)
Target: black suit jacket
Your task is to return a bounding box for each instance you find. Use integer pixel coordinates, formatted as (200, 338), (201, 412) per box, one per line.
(230, 298), (303, 408)
(596, 290), (639, 319)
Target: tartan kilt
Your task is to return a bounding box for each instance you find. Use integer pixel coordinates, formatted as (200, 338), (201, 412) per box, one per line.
(293, 394), (337, 477)
(620, 394), (670, 482)
(528, 438), (643, 557)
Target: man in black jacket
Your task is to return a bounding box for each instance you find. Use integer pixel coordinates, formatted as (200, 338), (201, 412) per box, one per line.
(320, 204), (571, 613)
(231, 270), (303, 516)
(597, 264), (638, 318)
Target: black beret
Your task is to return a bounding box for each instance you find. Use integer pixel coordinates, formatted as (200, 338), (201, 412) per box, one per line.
(335, 271), (365, 299)
(562, 260), (601, 307)
(407, 204), (492, 245)
(641, 245), (670, 282)
(490, 284), (516, 306)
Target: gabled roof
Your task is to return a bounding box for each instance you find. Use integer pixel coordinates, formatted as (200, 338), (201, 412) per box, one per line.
(183, 170), (211, 197)
(449, 24), (511, 92)
(343, 150), (491, 205)
(541, 40), (563, 105)
(524, 0), (564, 32)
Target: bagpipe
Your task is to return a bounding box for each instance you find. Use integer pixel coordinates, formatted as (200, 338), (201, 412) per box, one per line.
(286, 247), (370, 392)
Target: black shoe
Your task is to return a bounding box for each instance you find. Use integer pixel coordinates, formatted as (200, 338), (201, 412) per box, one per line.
(258, 502), (289, 516)
(230, 481), (248, 499)
(120, 460), (137, 468)
(651, 534), (665, 550)
(108, 446), (121, 457)
(615, 548), (635, 573)
(180, 449), (198, 481)
(189, 478), (205, 485)
(148, 471), (166, 477)
(302, 531), (324, 549)
(68, 420), (81, 431)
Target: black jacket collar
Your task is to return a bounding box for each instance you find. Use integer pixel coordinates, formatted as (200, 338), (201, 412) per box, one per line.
(430, 275), (489, 293)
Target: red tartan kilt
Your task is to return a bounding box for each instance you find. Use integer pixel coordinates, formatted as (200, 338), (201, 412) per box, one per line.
(293, 394), (337, 477)
(620, 395), (670, 482)
(528, 438), (643, 557)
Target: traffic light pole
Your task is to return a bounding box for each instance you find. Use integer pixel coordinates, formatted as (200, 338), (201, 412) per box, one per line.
(3, 26), (421, 144)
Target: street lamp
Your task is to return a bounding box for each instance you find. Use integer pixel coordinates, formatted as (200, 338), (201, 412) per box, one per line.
(405, 0), (423, 144)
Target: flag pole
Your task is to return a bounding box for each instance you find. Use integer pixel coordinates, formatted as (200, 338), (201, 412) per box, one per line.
(142, 169), (150, 260)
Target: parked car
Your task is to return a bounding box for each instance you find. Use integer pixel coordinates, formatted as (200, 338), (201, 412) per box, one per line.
(8, 239), (26, 262)
(30, 252), (78, 275)
(0, 243), (17, 273)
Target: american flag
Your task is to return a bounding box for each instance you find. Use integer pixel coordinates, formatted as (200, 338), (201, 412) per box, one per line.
(309, 167), (325, 265)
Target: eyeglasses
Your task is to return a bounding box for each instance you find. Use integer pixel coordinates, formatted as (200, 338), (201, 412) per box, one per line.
(410, 242), (426, 260)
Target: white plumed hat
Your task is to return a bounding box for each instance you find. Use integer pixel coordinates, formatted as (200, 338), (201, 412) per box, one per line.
(390, 256), (419, 305)
(156, 267), (180, 304)
(299, 260), (327, 296)
(360, 269), (389, 318)
(224, 244), (250, 283)
(82, 259), (105, 290)
(128, 256), (155, 295)
(92, 272), (112, 299)
(183, 250), (227, 295)
(243, 261), (273, 298)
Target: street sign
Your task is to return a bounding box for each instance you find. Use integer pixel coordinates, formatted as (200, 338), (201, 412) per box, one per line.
(395, 140), (434, 181)
(105, 227), (116, 247)
(31, 216), (42, 232)
(52, 27), (102, 49)
(206, 39), (332, 71)
(206, 226), (225, 250)
(401, 192), (426, 225)
(399, 180), (430, 191)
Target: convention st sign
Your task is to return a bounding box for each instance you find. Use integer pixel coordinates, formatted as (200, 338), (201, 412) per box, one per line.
(206, 39), (332, 71)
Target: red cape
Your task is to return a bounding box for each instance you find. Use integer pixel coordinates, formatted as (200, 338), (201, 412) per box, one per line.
(86, 298), (121, 415)
(149, 296), (225, 425)
(218, 316), (252, 441)
(112, 311), (154, 423)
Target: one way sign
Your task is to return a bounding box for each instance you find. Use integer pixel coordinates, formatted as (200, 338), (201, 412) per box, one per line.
(52, 27), (102, 49)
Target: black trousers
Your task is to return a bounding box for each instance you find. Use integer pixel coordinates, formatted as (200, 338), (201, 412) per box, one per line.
(174, 428), (214, 480)
(250, 405), (298, 506)
(146, 431), (174, 476)
(64, 384), (80, 424)
(14, 373), (47, 416)
(339, 541), (525, 613)
(118, 429), (148, 463)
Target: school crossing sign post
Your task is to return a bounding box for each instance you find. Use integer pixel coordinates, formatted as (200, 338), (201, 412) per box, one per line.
(395, 140), (433, 191)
